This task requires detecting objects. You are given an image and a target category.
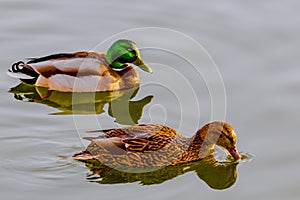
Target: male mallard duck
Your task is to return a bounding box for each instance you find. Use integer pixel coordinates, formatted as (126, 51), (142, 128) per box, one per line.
(73, 121), (241, 168)
(7, 39), (152, 92)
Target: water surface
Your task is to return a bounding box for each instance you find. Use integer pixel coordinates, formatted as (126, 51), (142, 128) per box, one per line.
(1, 1), (299, 200)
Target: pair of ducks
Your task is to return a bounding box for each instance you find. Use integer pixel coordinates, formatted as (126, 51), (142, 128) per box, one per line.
(8, 39), (241, 168)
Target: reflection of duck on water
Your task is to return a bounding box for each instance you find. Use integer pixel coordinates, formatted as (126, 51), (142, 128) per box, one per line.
(9, 83), (153, 124)
(77, 155), (238, 189)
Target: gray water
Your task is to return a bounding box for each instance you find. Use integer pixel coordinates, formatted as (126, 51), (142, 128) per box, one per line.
(1, 0), (300, 199)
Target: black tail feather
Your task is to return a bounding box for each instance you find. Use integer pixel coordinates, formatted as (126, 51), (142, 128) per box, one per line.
(9, 61), (39, 84)
(10, 61), (25, 72)
(86, 128), (116, 133)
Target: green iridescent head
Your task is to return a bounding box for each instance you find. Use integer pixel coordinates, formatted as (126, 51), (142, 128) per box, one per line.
(106, 39), (152, 73)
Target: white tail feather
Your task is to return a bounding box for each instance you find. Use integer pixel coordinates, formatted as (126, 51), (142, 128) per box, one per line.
(6, 71), (35, 79)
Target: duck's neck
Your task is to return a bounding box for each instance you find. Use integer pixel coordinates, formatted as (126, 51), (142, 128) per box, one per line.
(115, 66), (140, 89)
(187, 125), (220, 158)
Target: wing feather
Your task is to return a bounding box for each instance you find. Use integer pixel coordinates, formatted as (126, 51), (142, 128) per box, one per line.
(122, 132), (173, 152)
(85, 124), (182, 154)
(26, 52), (108, 78)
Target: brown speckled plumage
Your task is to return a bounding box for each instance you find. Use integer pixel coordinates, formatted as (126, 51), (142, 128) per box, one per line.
(73, 121), (240, 168)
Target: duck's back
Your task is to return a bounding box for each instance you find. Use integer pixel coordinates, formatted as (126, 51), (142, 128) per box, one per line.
(104, 124), (182, 138)
(27, 52), (108, 77)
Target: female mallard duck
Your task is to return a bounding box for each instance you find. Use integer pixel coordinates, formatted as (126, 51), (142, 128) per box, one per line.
(7, 39), (152, 92)
(73, 121), (241, 168)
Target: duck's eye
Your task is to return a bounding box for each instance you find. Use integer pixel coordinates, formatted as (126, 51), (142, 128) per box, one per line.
(127, 48), (134, 52)
(126, 48), (137, 58)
